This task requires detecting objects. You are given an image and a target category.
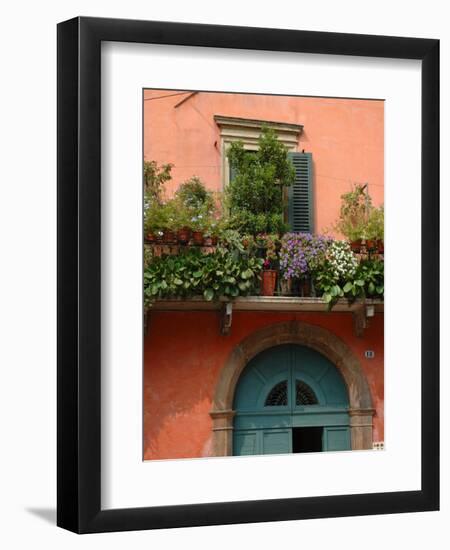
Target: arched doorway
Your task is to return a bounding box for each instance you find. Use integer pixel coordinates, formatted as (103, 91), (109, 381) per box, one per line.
(233, 344), (351, 455)
(210, 321), (374, 455)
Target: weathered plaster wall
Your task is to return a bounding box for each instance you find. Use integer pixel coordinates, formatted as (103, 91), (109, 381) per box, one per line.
(143, 90), (384, 234)
(143, 312), (384, 460)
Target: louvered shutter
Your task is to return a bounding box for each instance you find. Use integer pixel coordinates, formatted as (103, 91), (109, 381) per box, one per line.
(287, 152), (314, 233)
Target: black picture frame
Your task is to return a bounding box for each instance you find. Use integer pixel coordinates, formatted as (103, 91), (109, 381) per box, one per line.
(57, 16), (439, 534)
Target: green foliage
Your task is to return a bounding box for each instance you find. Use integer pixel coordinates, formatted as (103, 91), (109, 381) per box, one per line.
(175, 176), (215, 210)
(174, 176), (220, 233)
(225, 210), (288, 235)
(144, 247), (263, 306)
(365, 205), (384, 241)
(144, 175), (222, 234)
(225, 127), (294, 235)
(316, 259), (384, 310)
(313, 267), (345, 310)
(313, 243), (383, 309)
(334, 184), (372, 241)
(143, 160), (173, 204)
(343, 258), (384, 302)
(144, 201), (169, 234)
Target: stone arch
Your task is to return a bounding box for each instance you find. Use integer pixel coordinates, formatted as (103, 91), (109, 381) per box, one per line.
(210, 321), (375, 455)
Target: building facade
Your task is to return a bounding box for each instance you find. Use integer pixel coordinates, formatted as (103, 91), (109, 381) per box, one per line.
(143, 90), (384, 460)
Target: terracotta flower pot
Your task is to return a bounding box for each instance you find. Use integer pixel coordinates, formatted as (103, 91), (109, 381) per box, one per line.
(350, 239), (362, 253)
(261, 269), (277, 296)
(162, 230), (176, 244)
(365, 239), (377, 252)
(177, 228), (191, 244)
(192, 231), (204, 246)
(376, 239), (384, 254)
(299, 277), (312, 297)
(146, 232), (156, 243)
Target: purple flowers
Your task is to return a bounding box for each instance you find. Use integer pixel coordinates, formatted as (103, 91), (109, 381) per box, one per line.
(279, 233), (331, 280)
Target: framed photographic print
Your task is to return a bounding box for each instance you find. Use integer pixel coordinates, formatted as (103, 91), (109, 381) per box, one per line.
(57, 17), (439, 533)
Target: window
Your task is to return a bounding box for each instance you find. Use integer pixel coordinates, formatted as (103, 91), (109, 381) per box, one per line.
(264, 380), (288, 406)
(295, 380), (318, 405)
(214, 115), (313, 233)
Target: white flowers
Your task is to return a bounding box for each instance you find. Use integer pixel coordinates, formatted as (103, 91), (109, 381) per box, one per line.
(327, 241), (358, 280)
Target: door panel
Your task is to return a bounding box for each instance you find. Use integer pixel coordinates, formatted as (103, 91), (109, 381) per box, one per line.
(323, 427), (351, 451)
(262, 429), (291, 454)
(234, 431), (258, 456)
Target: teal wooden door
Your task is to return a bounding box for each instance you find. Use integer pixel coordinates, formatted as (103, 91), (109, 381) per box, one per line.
(233, 345), (351, 455)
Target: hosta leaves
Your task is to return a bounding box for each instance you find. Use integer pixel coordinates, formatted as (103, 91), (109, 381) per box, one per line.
(203, 288), (215, 301)
(343, 282), (353, 293)
(241, 269), (254, 280)
(144, 247), (262, 303)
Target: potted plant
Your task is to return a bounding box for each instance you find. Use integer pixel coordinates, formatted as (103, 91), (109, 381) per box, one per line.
(190, 208), (207, 246)
(261, 260), (277, 296)
(168, 200), (191, 245)
(313, 240), (358, 310)
(365, 205), (384, 254)
(334, 184), (372, 253)
(144, 201), (167, 243)
(174, 176), (217, 246)
(203, 219), (220, 247)
(226, 127), (294, 236)
(259, 234), (279, 296)
(161, 200), (178, 244)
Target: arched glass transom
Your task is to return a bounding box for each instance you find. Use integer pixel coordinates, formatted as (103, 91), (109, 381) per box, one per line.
(296, 380), (318, 405)
(264, 381), (288, 406)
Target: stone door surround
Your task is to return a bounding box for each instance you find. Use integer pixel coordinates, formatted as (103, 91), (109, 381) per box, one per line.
(210, 321), (375, 455)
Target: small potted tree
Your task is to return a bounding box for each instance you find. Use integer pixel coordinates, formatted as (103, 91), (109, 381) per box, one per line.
(144, 202), (167, 243)
(366, 205), (384, 254)
(174, 176), (215, 246)
(334, 184), (371, 253)
(203, 219), (220, 247)
(190, 207), (207, 246)
(162, 200), (178, 244)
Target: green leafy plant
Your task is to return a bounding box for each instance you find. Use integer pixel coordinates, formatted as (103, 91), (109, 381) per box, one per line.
(174, 176), (220, 234)
(225, 127), (294, 235)
(313, 240), (358, 309)
(365, 205), (384, 241)
(144, 201), (169, 235)
(343, 258), (384, 302)
(334, 184), (372, 242)
(144, 247), (263, 307)
(143, 160), (173, 205)
(175, 176), (215, 210)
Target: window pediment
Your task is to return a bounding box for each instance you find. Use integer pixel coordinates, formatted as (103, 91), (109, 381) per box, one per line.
(214, 114), (303, 150)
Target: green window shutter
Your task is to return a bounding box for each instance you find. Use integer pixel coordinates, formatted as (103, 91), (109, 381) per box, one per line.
(287, 152), (314, 233)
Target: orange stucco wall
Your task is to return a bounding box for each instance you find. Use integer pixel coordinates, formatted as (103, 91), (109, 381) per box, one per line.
(143, 90), (384, 234)
(144, 313), (384, 460)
